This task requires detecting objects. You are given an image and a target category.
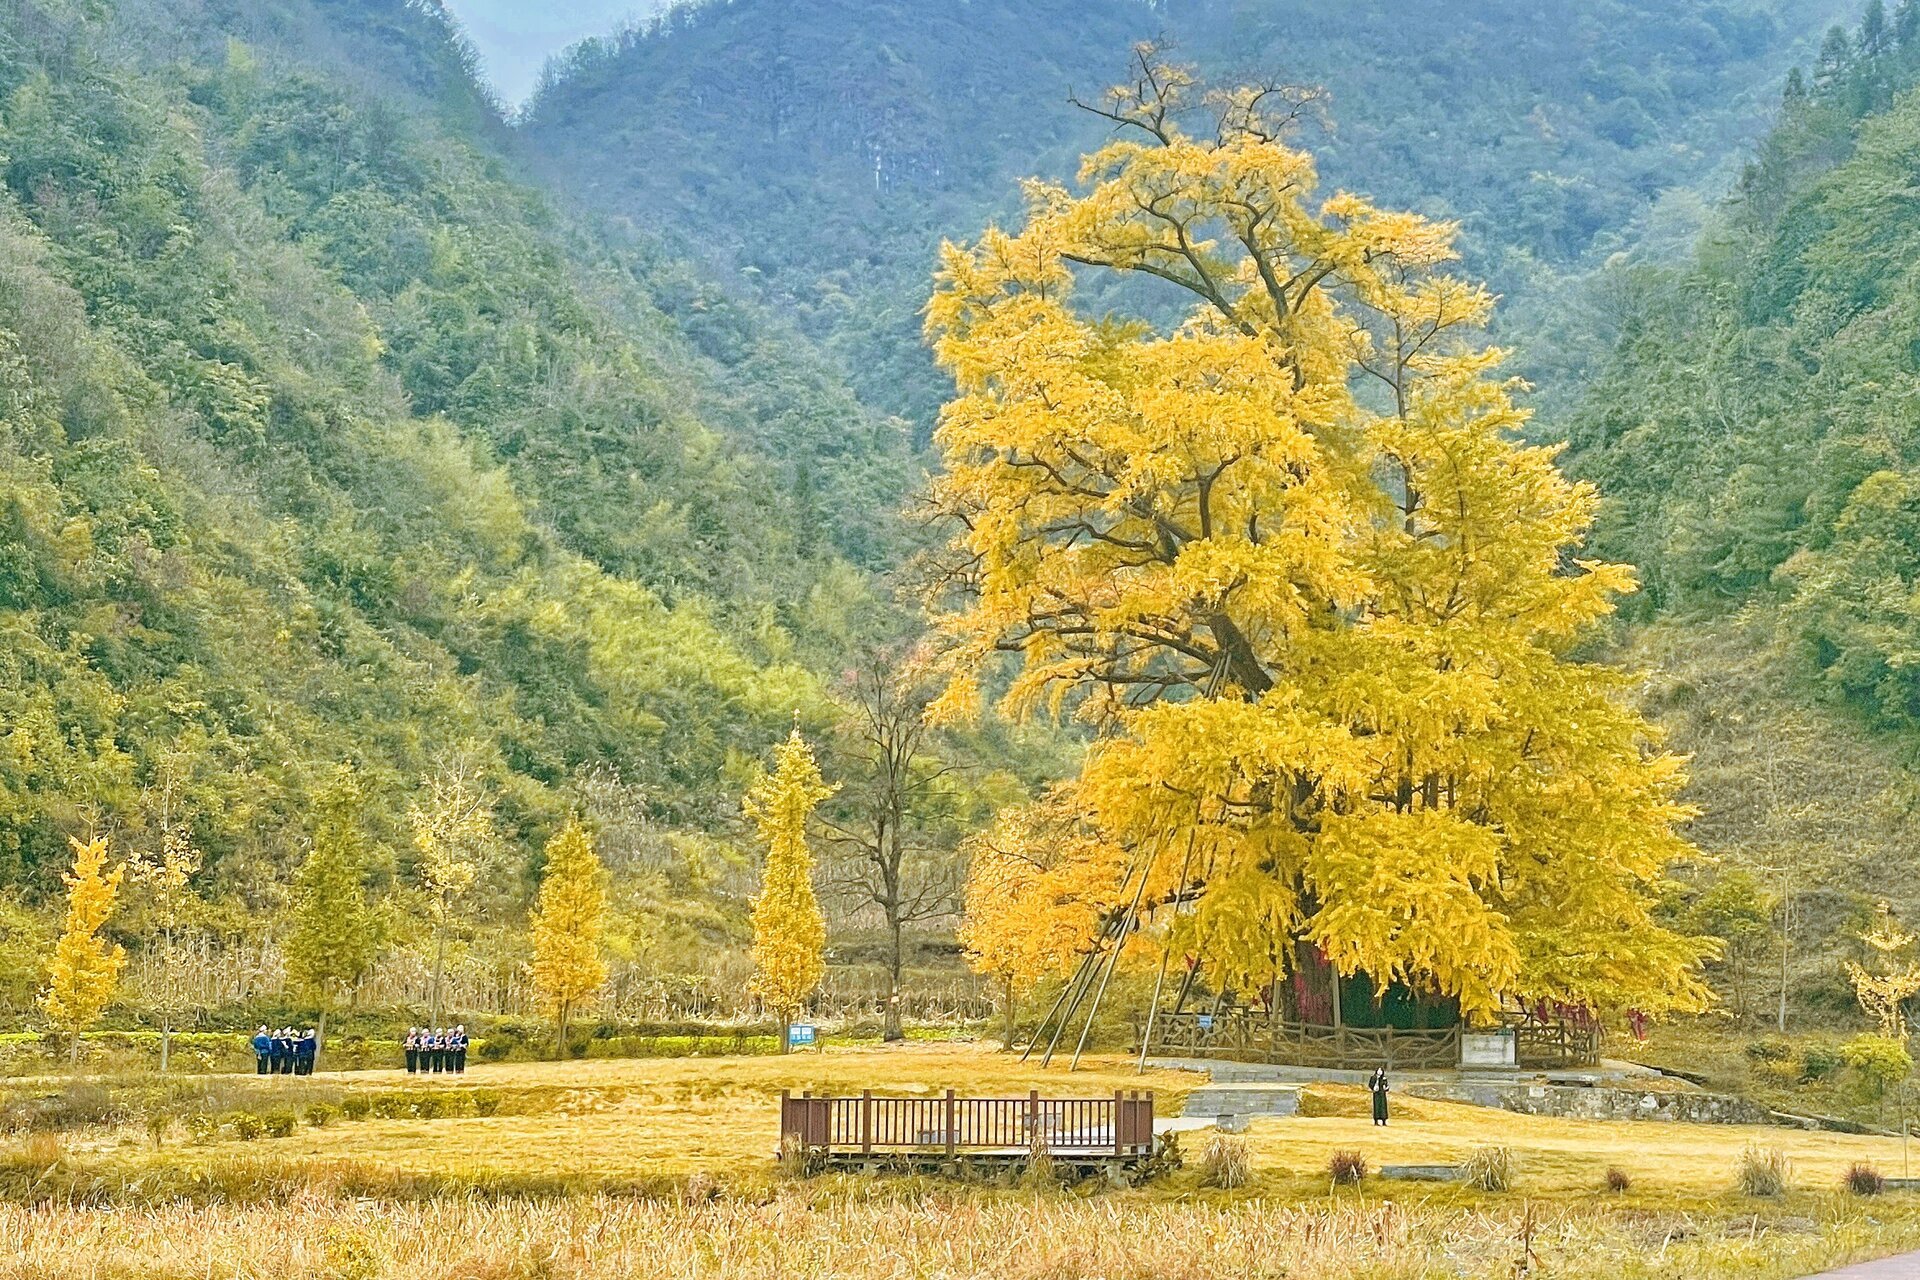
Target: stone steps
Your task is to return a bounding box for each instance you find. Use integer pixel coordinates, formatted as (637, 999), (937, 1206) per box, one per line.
(1180, 1082), (1304, 1127)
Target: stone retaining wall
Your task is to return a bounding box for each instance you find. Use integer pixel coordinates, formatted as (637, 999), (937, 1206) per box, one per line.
(1405, 1080), (1774, 1125)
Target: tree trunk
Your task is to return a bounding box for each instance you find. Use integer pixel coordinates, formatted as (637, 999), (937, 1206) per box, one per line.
(1778, 897), (1792, 1035)
(159, 1018), (171, 1075)
(557, 1003), (570, 1060)
(69, 1032), (80, 1073)
(883, 917), (904, 1042)
(779, 1018), (791, 1054)
(315, 1008), (328, 1072)
(1002, 973), (1017, 1049)
(430, 923), (448, 1028)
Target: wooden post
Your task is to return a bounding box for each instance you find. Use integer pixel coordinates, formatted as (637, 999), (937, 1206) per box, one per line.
(945, 1088), (957, 1157)
(1329, 957), (1344, 1062)
(1113, 1089), (1123, 1156)
(861, 1089), (872, 1155)
(1029, 1088), (1040, 1147)
(1137, 830), (1199, 1074)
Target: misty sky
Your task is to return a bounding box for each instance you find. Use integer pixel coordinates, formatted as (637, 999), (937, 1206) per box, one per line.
(443, 1), (658, 105)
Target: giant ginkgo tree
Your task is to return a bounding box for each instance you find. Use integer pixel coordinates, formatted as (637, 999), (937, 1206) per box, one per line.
(930, 51), (1712, 1025)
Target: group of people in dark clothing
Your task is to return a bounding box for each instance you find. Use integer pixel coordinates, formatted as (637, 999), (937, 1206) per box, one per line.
(403, 1025), (469, 1074)
(251, 1026), (318, 1075)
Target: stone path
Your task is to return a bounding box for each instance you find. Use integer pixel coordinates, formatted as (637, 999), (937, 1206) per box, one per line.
(1806, 1253), (1920, 1278)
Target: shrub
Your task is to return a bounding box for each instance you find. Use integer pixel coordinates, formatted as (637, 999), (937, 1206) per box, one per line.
(185, 1113), (219, 1145)
(371, 1093), (411, 1120)
(1327, 1149), (1366, 1185)
(304, 1103), (337, 1128)
(144, 1111), (170, 1148)
(226, 1111), (264, 1141)
(1199, 1133), (1251, 1190)
(410, 1092), (444, 1120)
(338, 1095), (371, 1121)
(1841, 1035), (1913, 1100)
(471, 1089), (501, 1117)
(1745, 1037), (1793, 1064)
(1846, 1161), (1886, 1197)
(1604, 1166), (1631, 1193)
(1736, 1145), (1789, 1197)
(1462, 1145), (1515, 1192)
(262, 1109), (297, 1139)
(1800, 1043), (1842, 1082)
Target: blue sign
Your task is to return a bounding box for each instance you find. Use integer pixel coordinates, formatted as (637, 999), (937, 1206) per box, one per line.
(788, 1023), (817, 1048)
(1196, 1014), (1215, 1034)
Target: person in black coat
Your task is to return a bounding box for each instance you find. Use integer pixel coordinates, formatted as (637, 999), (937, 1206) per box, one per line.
(1368, 1067), (1390, 1126)
(451, 1024), (467, 1074)
(404, 1026), (420, 1074)
(296, 1028), (318, 1076)
(251, 1026), (272, 1075)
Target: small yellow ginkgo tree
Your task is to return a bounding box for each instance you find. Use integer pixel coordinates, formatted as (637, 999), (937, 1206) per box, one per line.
(530, 816), (609, 1058)
(42, 835), (126, 1071)
(747, 729), (835, 1052)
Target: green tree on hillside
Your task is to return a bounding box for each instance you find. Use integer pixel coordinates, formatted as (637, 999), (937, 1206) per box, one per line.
(284, 766), (383, 1059)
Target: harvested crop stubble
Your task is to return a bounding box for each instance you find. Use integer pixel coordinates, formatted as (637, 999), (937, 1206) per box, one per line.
(2, 1194), (1919, 1280)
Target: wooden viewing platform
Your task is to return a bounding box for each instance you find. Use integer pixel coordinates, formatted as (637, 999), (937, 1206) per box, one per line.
(779, 1089), (1156, 1176)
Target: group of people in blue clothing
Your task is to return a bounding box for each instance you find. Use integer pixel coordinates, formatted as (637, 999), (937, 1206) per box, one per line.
(403, 1025), (469, 1074)
(251, 1025), (318, 1075)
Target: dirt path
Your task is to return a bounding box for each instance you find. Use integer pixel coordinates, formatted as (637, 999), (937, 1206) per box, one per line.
(1807, 1253), (1920, 1278)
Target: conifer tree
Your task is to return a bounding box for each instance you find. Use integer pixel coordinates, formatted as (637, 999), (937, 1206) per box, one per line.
(1864, 0), (1891, 58)
(530, 816), (609, 1057)
(927, 52), (1712, 1026)
(747, 729), (835, 1051)
(42, 835), (126, 1070)
(284, 766), (383, 1059)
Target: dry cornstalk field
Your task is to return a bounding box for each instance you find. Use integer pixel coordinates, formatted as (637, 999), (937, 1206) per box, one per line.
(1, 1192), (1918, 1280)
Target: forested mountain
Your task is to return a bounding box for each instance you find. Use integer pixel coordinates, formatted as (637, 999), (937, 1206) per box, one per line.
(520, 0), (1849, 432)
(1559, 3), (1920, 1006)
(0, 0), (911, 922)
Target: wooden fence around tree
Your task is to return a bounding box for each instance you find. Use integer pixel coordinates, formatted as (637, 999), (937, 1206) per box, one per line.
(780, 1089), (1155, 1160)
(1147, 1011), (1463, 1070)
(1509, 1018), (1602, 1069)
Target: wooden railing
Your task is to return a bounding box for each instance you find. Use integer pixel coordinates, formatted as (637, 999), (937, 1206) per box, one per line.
(780, 1089), (1155, 1157)
(1149, 1012), (1462, 1071)
(1510, 1019), (1601, 1069)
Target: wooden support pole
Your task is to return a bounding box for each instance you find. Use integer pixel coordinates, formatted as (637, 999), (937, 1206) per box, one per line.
(1024, 911), (1117, 1063)
(861, 1089), (872, 1155)
(1069, 839), (1158, 1071)
(945, 1088), (957, 1157)
(1113, 1090), (1123, 1156)
(1137, 830), (1199, 1074)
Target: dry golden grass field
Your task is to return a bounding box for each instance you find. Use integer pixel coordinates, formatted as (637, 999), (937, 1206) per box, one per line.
(7, 1043), (1920, 1278)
